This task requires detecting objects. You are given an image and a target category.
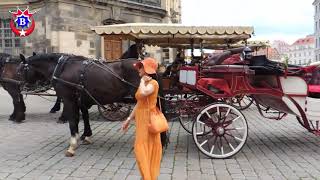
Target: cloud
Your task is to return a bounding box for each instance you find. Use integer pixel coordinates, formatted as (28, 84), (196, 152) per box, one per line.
(181, 0), (314, 43)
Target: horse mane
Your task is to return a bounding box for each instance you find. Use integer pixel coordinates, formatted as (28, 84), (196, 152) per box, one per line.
(27, 53), (86, 65)
(0, 53), (11, 57)
(0, 53), (21, 63)
(120, 44), (139, 59)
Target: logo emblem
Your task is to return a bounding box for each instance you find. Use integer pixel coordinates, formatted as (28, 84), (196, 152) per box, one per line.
(9, 7), (36, 37)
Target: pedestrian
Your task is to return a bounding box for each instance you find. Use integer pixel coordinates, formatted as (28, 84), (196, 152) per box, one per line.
(122, 57), (167, 180)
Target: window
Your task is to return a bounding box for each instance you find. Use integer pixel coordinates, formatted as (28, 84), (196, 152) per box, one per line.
(0, 18), (21, 51)
(3, 20), (10, 28)
(317, 39), (318, 48)
(304, 52), (306, 57)
(14, 39), (20, 47)
(5, 39), (12, 47)
(90, 41), (95, 48)
(309, 51), (312, 56)
(299, 60), (301, 65)
(4, 29), (12, 38)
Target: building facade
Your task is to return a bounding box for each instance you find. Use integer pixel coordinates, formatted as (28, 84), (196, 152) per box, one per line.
(314, 0), (320, 61)
(255, 47), (281, 61)
(272, 40), (290, 59)
(0, 0), (181, 59)
(286, 35), (315, 65)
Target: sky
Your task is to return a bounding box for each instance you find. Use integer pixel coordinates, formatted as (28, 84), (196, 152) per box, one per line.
(181, 0), (315, 45)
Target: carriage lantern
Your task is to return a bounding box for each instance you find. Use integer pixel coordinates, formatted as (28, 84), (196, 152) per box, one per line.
(242, 46), (253, 60)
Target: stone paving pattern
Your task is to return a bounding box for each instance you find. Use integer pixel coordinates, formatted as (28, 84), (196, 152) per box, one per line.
(1, 89), (320, 180)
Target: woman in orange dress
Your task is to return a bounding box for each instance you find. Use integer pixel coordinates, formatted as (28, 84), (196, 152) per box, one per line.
(122, 57), (163, 180)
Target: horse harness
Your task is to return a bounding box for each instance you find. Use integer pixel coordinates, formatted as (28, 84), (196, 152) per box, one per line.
(0, 56), (24, 85)
(51, 55), (139, 109)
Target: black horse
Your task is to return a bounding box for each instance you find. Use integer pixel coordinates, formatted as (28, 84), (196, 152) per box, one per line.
(19, 52), (168, 157)
(19, 53), (141, 156)
(0, 53), (63, 122)
(0, 53), (26, 122)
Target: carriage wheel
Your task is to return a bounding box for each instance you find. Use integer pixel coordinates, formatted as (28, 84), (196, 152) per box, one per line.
(227, 95), (253, 110)
(192, 103), (248, 159)
(179, 95), (201, 134)
(98, 103), (131, 121)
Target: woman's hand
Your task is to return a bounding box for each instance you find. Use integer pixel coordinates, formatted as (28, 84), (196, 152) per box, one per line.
(142, 75), (152, 83)
(122, 118), (131, 132)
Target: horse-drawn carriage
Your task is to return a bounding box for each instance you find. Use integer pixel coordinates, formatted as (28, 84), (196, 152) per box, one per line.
(92, 23), (265, 124)
(3, 23), (320, 159)
(92, 23), (320, 159)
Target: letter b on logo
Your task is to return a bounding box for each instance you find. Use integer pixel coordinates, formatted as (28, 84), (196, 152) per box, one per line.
(19, 18), (26, 26)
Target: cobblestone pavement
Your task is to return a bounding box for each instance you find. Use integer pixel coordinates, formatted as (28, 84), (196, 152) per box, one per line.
(1, 88), (320, 180)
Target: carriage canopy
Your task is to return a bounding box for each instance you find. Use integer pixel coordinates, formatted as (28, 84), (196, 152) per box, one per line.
(90, 23), (255, 48)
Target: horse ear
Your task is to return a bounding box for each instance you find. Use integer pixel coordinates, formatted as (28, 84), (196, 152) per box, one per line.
(33, 52), (36, 56)
(20, 54), (26, 64)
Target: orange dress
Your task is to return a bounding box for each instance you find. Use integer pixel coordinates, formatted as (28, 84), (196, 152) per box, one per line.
(134, 80), (162, 180)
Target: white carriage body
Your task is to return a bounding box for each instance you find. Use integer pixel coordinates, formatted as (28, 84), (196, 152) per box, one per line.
(280, 76), (320, 121)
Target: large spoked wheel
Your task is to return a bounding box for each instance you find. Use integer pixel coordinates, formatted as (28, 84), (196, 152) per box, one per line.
(98, 103), (131, 121)
(179, 95), (200, 134)
(192, 103), (248, 159)
(226, 95), (253, 110)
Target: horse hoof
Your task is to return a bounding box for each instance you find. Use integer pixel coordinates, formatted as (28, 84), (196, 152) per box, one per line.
(65, 151), (74, 157)
(82, 137), (92, 145)
(8, 117), (14, 121)
(13, 120), (24, 124)
(50, 110), (56, 113)
(56, 119), (67, 124)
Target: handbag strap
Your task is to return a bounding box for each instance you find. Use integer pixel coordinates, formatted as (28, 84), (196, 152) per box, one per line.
(158, 96), (162, 112)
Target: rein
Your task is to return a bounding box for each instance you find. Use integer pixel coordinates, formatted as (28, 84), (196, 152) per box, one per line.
(92, 60), (138, 89)
(0, 77), (24, 85)
(24, 55), (166, 110)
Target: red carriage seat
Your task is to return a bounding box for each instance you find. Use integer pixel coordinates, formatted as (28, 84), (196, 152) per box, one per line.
(197, 78), (231, 95)
(307, 66), (320, 97)
(222, 54), (242, 65)
(309, 85), (320, 93)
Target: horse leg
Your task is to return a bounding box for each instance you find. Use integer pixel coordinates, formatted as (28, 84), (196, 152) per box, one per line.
(6, 86), (25, 122)
(65, 100), (80, 157)
(56, 97), (67, 124)
(15, 93), (26, 122)
(80, 105), (92, 145)
(20, 94), (26, 113)
(57, 107), (68, 124)
(50, 96), (62, 113)
(6, 87), (17, 121)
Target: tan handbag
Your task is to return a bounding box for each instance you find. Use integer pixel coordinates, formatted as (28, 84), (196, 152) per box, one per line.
(147, 96), (169, 134)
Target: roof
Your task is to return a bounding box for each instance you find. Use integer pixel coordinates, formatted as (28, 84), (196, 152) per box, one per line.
(91, 23), (254, 48)
(292, 36), (315, 46)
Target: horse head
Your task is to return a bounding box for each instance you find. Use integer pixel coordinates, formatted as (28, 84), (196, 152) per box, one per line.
(18, 53), (53, 87)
